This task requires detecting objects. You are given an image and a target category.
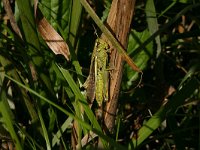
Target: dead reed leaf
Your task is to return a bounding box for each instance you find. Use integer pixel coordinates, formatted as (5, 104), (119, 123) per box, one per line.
(37, 16), (70, 61)
(34, 0), (70, 61)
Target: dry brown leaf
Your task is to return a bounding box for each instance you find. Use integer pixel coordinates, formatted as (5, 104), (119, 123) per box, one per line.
(37, 17), (70, 61)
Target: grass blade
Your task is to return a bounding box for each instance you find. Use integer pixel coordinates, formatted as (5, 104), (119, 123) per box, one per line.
(145, 0), (161, 57)
(0, 77), (22, 150)
(36, 105), (51, 150)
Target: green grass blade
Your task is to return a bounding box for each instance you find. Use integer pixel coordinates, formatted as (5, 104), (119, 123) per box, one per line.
(158, 1), (176, 18)
(0, 77), (22, 150)
(36, 105), (51, 150)
(52, 117), (73, 147)
(69, 0), (82, 47)
(145, 0), (161, 57)
(69, 0), (85, 85)
(126, 29), (153, 82)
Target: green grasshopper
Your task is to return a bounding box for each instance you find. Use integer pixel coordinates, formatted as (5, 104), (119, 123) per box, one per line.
(84, 38), (109, 107)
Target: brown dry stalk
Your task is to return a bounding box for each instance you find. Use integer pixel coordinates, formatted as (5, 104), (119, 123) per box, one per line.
(102, 0), (137, 132)
(2, 0), (22, 38)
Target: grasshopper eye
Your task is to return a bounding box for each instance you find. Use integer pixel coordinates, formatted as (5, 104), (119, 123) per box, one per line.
(99, 66), (103, 71)
(96, 41), (100, 46)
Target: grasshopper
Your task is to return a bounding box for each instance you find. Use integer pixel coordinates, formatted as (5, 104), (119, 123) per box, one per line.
(84, 38), (110, 107)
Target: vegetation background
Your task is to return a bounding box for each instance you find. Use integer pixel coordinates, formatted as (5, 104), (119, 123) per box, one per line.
(0, 0), (200, 149)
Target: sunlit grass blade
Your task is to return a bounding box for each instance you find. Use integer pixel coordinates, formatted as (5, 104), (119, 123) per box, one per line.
(52, 117), (73, 147)
(36, 105), (51, 150)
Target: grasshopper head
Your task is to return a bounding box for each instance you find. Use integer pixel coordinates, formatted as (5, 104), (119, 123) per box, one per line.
(96, 39), (109, 52)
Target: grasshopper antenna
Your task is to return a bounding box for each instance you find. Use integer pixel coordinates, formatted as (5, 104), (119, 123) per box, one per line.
(92, 24), (99, 38)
